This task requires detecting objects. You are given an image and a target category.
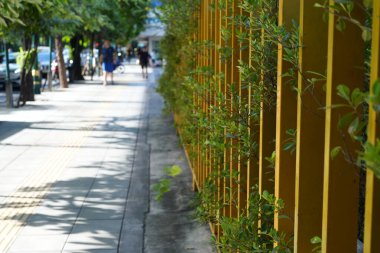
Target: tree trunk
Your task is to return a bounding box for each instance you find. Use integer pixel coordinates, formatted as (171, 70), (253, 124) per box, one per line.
(4, 41), (14, 108)
(55, 35), (68, 88)
(18, 36), (34, 107)
(70, 33), (84, 81)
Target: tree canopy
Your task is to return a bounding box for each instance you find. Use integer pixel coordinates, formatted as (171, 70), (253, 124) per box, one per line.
(0, 0), (151, 43)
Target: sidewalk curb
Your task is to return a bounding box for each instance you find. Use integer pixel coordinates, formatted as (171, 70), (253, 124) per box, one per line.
(118, 85), (150, 253)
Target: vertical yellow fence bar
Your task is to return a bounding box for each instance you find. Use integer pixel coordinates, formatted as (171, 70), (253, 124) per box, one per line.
(206, 0), (211, 188)
(239, 4), (250, 215)
(191, 7), (198, 191)
(209, 0), (214, 181)
(322, 1), (365, 252)
(364, 0), (380, 252)
(248, 10), (260, 202)
(201, 0), (207, 189)
(275, 0), (299, 237)
(223, 0), (232, 219)
(198, 1), (203, 189)
(196, 2), (202, 190)
(214, 0), (223, 237)
(199, 0), (204, 189)
(209, 0), (216, 233)
(293, 1), (328, 252)
(203, 0), (208, 188)
(258, 6), (276, 195)
(229, 0), (240, 218)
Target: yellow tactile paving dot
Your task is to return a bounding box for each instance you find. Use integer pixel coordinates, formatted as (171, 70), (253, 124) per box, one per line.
(0, 93), (119, 252)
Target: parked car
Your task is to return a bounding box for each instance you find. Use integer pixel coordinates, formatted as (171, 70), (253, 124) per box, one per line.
(38, 51), (56, 77)
(0, 52), (21, 90)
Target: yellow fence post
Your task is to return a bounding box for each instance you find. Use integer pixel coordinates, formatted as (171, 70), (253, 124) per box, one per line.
(248, 10), (260, 202)
(364, 0), (380, 252)
(214, 0), (223, 237)
(275, 0), (299, 238)
(238, 3), (250, 216)
(258, 10), (276, 196)
(229, 0), (240, 218)
(195, 1), (202, 191)
(223, 0), (232, 219)
(322, 1), (365, 252)
(293, 1), (328, 252)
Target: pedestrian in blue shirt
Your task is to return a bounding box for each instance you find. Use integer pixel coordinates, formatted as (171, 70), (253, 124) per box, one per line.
(100, 40), (115, 86)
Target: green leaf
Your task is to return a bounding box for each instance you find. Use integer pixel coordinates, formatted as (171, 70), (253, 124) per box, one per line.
(371, 80), (380, 111)
(337, 85), (350, 102)
(362, 28), (372, 42)
(165, 165), (183, 177)
(310, 236), (322, 244)
(283, 142), (296, 152)
(359, 140), (380, 178)
(336, 18), (346, 32)
(338, 112), (354, 129)
(351, 88), (366, 107)
(152, 179), (171, 201)
(331, 146), (342, 160)
(363, 0), (373, 8)
(348, 117), (361, 137)
(314, 3), (325, 8)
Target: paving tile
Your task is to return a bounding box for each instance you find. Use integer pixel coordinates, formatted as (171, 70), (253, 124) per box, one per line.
(28, 205), (81, 221)
(92, 178), (130, 189)
(18, 219), (76, 236)
(39, 196), (84, 208)
(63, 220), (122, 251)
(52, 177), (95, 189)
(78, 203), (125, 220)
(7, 234), (69, 252)
(44, 188), (89, 201)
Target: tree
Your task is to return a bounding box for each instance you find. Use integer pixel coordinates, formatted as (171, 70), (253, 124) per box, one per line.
(0, 0), (42, 107)
(0, 0), (46, 106)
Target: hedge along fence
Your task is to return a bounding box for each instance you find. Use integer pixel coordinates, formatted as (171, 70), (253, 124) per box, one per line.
(158, 0), (380, 252)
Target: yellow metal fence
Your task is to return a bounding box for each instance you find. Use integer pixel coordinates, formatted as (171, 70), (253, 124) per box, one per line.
(175, 0), (380, 252)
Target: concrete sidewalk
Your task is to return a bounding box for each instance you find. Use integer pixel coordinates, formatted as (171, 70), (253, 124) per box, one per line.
(0, 66), (212, 253)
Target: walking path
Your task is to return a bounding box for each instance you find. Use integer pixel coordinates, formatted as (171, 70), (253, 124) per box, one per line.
(0, 66), (212, 253)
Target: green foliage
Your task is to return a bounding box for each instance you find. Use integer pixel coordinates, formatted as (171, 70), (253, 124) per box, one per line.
(152, 178), (171, 201)
(310, 236), (322, 253)
(197, 182), (292, 253)
(265, 151), (276, 169)
(334, 82), (380, 175)
(0, 0), (42, 28)
(16, 47), (37, 73)
(284, 129), (297, 154)
(315, 0), (373, 41)
(158, 0), (298, 250)
(152, 165), (183, 201)
(0, 0), (149, 44)
(330, 146), (342, 160)
(359, 140), (380, 178)
(194, 175), (221, 224)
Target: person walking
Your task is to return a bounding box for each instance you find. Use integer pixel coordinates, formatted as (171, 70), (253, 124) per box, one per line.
(100, 40), (115, 86)
(139, 47), (151, 79)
